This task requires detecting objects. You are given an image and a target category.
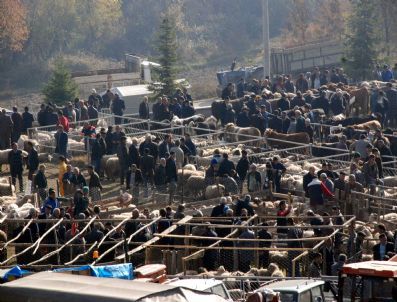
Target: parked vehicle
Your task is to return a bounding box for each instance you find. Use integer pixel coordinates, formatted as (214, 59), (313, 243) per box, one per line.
(259, 279), (326, 302)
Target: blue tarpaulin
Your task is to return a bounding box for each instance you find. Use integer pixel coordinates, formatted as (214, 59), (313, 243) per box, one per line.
(2, 266), (30, 282)
(53, 263), (134, 280)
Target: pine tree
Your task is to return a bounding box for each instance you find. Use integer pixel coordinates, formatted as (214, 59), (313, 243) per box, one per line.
(343, 0), (378, 81)
(151, 17), (178, 98)
(42, 59), (78, 105)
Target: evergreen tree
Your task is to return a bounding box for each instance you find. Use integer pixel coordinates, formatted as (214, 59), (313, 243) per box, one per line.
(42, 59), (78, 105)
(343, 0), (378, 81)
(151, 17), (178, 98)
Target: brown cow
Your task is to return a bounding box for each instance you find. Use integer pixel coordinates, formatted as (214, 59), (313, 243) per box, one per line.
(352, 120), (381, 131)
(264, 129), (310, 149)
(224, 123), (262, 145)
(346, 86), (370, 117)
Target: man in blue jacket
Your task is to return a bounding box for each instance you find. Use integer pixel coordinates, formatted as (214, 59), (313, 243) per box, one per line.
(41, 188), (59, 214)
(381, 64), (394, 82)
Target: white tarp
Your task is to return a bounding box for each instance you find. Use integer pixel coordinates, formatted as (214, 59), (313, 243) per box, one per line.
(0, 271), (228, 302)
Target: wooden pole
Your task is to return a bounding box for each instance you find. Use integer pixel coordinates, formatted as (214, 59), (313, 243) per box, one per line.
(115, 216), (193, 261)
(0, 219), (33, 251)
(93, 217), (161, 264)
(28, 217), (96, 265)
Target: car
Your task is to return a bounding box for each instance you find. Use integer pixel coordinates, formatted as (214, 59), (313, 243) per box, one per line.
(259, 279), (325, 302)
(168, 278), (233, 301)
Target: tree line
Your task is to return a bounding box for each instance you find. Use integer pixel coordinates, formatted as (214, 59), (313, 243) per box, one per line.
(1, 0), (396, 91)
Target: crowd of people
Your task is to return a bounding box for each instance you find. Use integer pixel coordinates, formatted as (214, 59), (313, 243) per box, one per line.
(0, 64), (397, 283)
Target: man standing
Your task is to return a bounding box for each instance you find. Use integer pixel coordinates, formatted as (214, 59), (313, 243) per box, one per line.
(8, 142), (24, 191)
(111, 93), (125, 125)
(128, 138), (140, 168)
(166, 151), (178, 204)
(236, 150), (250, 193)
(57, 110), (69, 132)
(373, 233), (394, 260)
(54, 125), (68, 157)
(26, 141), (39, 182)
(87, 165), (103, 203)
(385, 83), (397, 127)
(303, 166), (316, 197)
(170, 140), (184, 169)
(139, 96), (150, 119)
(22, 106), (34, 134)
(91, 132), (106, 175)
(11, 107), (23, 143)
(117, 136), (129, 186)
(271, 156), (286, 193)
(308, 252), (323, 278)
(140, 148), (155, 197)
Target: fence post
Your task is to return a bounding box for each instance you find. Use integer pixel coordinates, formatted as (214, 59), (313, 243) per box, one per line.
(309, 143), (313, 156)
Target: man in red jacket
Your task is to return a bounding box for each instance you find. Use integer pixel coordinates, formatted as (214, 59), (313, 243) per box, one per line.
(57, 110), (69, 132)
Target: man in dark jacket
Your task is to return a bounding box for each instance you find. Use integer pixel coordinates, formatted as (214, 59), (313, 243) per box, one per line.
(54, 125), (68, 157)
(330, 90), (346, 115)
(139, 136), (158, 160)
(22, 106), (34, 134)
(154, 158), (167, 193)
(295, 110), (306, 133)
(221, 83), (235, 100)
(87, 165), (103, 202)
(295, 73), (309, 93)
(105, 126), (113, 155)
(158, 134), (172, 159)
(166, 152), (178, 203)
(235, 195), (255, 216)
(236, 107), (251, 127)
(140, 148), (155, 197)
(280, 111), (290, 133)
(312, 91), (330, 116)
(277, 93), (290, 112)
(184, 133), (196, 156)
(152, 98), (162, 121)
(128, 138), (140, 168)
(236, 150), (250, 192)
(181, 100), (195, 118)
(111, 93), (125, 125)
(373, 233), (394, 260)
(11, 106), (23, 143)
(37, 104), (47, 126)
(221, 104), (236, 126)
(91, 132), (107, 175)
(218, 153), (235, 176)
(126, 164), (143, 199)
(117, 136), (129, 186)
(139, 96), (150, 119)
(73, 188), (89, 218)
(87, 101), (98, 120)
(303, 166), (316, 197)
(26, 141), (39, 181)
(8, 142), (24, 191)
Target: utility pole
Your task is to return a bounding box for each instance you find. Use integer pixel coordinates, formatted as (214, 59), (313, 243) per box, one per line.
(262, 0), (271, 78)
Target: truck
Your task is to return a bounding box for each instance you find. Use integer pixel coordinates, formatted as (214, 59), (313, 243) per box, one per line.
(259, 278), (327, 302)
(216, 66), (265, 97)
(338, 258), (397, 301)
(270, 40), (344, 76)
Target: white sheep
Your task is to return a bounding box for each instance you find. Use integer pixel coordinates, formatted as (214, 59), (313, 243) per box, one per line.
(204, 184), (225, 200)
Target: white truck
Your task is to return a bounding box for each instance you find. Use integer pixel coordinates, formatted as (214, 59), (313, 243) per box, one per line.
(259, 279), (326, 302)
